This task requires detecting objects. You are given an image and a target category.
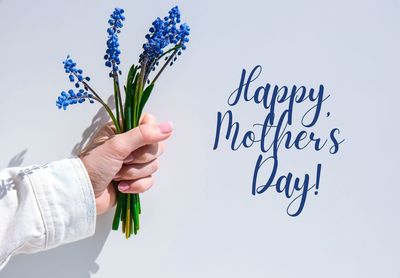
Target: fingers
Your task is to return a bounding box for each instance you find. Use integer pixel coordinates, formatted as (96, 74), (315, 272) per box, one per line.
(114, 159), (159, 181)
(140, 113), (157, 125)
(105, 121), (173, 160)
(123, 114), (165, 163)
(123, 141), (165, 164)
(117, 176), (154, 193)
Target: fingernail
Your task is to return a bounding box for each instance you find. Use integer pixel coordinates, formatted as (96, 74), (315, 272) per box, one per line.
(118, 182), (129, 191)
(159, 121), (174, 134)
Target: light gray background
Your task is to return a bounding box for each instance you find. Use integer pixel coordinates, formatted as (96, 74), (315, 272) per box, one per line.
(0, 0), (399, 277)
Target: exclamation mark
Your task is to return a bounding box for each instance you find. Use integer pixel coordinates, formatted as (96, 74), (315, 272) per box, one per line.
(314, 163), (322, 195)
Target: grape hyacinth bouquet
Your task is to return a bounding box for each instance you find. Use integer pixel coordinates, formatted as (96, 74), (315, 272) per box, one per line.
(56, 6), (190, 238)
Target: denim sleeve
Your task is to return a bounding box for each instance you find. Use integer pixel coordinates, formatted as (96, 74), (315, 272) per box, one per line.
(0, 157), (96, 270)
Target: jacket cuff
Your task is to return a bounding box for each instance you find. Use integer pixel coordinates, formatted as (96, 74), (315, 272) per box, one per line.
(28, 157), (96, 250)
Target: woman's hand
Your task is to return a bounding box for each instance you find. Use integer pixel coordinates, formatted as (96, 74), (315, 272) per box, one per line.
(79, 113), (173, 214)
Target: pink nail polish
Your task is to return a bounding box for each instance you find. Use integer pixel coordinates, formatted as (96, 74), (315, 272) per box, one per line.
(159, 121), (174, 134)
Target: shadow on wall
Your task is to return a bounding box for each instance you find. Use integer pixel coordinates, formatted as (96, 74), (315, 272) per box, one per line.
(1, 210), (114, 278)
(7, 149), (28, 167)
(71, 95), (115, 156)
(0, 149), (28, 199)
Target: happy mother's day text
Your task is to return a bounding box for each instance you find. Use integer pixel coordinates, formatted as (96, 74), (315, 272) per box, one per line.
(213, 65), (344, 216)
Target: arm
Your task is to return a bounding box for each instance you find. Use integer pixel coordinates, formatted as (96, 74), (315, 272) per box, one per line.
(0, 157), (95, 270)
(0, 114), (172, 270)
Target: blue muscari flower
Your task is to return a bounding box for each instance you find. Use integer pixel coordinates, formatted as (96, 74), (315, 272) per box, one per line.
(104, 8), (125, 76)
(63, 55), (91, 88)
(177, 23), (190, 50)
(140, 6), (190, 76)
(56, 89), (94, 110)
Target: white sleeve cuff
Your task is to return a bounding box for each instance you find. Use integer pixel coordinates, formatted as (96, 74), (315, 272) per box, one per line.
(27, 157), (96, 250)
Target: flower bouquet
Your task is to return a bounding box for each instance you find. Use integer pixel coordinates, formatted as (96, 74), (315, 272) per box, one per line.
(55, 6), (190, 238)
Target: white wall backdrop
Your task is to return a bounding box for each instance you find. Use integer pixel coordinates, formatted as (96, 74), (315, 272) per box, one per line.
(0, 0), (399, 277)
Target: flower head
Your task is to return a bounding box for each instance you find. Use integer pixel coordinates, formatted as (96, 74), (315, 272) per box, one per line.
(177, 23), (190, 50)
(140, 6), (190, 78)
(56, 89), (94, 110)
(104, 8), (125, 76)
(63, 55), (91, 88)
(58, 55), (95, 110)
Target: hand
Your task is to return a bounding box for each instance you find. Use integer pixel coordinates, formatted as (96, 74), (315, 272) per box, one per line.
(79, 113), (173, 215)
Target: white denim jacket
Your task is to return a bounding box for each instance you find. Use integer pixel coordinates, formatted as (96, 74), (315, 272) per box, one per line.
(0, 157), (96, 270)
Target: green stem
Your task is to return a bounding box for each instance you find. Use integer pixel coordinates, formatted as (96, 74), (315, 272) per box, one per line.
(112, 188), (123, 230)
(157, 45), (181, 64)
(134, 59), (147, 126)
(90, 96), (120, 134)
(113, 71), (125, 131)
(125, 194), (131, 238)
(133, 193), (140, 234)
(103, 101), (121, 134)
(151, 48), (179, 85)
(80, 80), (104, 103)
(144, 46), (181, 83)
(121, 193), (127, 231)
(80, 80), (121, 133)
(113, 80), (121, 132)
(137, 193), (141, 214)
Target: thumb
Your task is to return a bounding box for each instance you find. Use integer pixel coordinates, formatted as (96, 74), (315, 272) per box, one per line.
(105, 121), (173, 160)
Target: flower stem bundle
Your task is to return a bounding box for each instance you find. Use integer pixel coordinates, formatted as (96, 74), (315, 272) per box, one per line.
(56, 6), (190, 238)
